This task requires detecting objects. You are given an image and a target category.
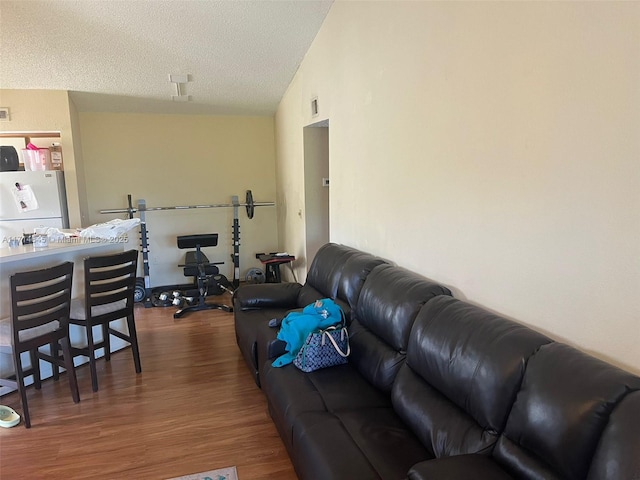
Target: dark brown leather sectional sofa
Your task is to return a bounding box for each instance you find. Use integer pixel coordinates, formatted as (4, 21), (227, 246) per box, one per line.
(233, 243), (640, 480)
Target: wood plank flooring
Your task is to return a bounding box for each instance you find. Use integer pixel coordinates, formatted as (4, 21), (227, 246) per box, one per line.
(0, 296), (298, 480)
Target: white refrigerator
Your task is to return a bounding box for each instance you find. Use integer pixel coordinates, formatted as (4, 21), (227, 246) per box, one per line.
(0, 171), (69, 241)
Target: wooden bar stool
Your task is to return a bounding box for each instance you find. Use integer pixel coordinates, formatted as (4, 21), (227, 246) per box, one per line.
(0, 261), (80, 428)
(69, 249), (141, 392)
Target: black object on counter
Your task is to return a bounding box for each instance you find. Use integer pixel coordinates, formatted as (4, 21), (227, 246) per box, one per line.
(0, 146), (19, 171)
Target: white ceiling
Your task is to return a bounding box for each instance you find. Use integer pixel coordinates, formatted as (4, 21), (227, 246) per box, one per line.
(0, 0), (333, 115)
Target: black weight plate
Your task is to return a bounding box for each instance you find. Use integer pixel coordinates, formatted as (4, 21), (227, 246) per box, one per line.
(134, 278), (146, 303)
(246, 190), (254, 219)
(151, 291), (173, 307)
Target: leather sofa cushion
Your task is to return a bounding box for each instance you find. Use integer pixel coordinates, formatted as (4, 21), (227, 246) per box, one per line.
(393, 296), (551, 457)
(264, 365), (328, 449)
(587, 391), (640, 480)
(407, 296), (552, 431)
(297, 285), (351, 319)
(305, 243), (355, 299)
(299, 363), (391, 411)
(408, 455), (515, 480)
(292, 409), (430, 480)
(350, 264), (452, 392)
(393, 365), (497, 457)
(495, 342), (640, 480)
(336, 251), (387, 309)
(262, 362), (391, 448)
(354, 264), (451, 353)
(234, 307), (289, 385)
(348, 320), (408, 393)
(291, 411), (382, 480)
(297, 284), (326, 309)
(233, 282), (302, 310)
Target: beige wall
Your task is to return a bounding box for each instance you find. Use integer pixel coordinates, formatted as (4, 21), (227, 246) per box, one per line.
(275, 79), (308, 269)
(275, 1), (640, 373)
(0, 89), (87, 226)
(78, 112), (277, 287)
(69, 98), (90, 226)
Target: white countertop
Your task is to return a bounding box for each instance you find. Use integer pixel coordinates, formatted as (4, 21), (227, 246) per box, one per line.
(0, 237), (124, 264)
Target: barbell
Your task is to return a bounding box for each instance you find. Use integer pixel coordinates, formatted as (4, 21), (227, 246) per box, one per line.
(99, 190), (274, 219)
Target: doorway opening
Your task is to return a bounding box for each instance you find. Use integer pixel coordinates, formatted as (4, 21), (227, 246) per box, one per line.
(303, 119), (329, 265)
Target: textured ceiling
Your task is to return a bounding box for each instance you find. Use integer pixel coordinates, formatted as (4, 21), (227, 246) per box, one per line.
(0, 0), (333, 115)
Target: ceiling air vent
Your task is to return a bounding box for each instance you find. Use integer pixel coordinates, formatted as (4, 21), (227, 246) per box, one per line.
(169, 74), (192, 102)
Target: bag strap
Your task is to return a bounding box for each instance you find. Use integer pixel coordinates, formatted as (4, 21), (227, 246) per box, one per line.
(323, 327), (350, 357)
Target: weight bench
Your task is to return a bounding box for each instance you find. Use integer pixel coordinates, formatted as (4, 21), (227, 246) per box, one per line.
(174, 234), (232, 318)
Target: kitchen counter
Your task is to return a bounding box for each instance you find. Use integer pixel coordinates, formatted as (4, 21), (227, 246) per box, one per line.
(0, 239), (125, 314)
(0, 238), (128, 389)
(0, 236), (120, 263)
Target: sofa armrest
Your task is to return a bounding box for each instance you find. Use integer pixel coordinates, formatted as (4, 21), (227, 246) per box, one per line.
(252, 317), (287, 361)
(233, 282), (303, 310)
(258, 329), (287, 360)
(408, 455), (514, 480)
(267, 338), (287, 360)
(255, 318), (288, 386)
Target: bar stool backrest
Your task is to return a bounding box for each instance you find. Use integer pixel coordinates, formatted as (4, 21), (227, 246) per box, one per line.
(11, 262), (74, 351)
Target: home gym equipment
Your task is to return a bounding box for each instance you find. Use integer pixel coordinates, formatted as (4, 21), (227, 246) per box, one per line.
(99, 190), (273, 219)
(172, 234), (232, 318)
(154, 270), (233, 309)
(99, 191), (275, 306)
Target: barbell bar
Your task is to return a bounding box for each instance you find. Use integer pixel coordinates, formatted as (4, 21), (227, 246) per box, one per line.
(99, 189), (274, 219)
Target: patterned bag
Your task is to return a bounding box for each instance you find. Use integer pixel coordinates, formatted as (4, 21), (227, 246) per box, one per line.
(293, 325), (351, 372)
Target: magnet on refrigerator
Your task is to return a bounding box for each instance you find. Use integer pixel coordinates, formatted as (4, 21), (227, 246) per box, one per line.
(0, 170), (69, 243)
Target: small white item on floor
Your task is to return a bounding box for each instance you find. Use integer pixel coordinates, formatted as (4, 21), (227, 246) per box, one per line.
(0, 405), (20, 428)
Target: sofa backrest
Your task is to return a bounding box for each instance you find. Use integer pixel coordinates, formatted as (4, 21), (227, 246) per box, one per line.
(587, 390), (640, 480)
(349, 264), (452, 393)
(336, 250), (388, 309)
(298, 243), (355, 306)
(392, 296), (552, 458)
(493, 343), (640, 480)
(298, 243), (387, 316)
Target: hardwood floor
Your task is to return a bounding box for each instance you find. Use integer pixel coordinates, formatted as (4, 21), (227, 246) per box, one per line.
(0, 296), (298, 480)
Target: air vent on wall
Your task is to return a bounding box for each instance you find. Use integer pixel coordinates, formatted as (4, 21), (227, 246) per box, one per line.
(311, 97), (319, 117)
(0, 108), (10, 121)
